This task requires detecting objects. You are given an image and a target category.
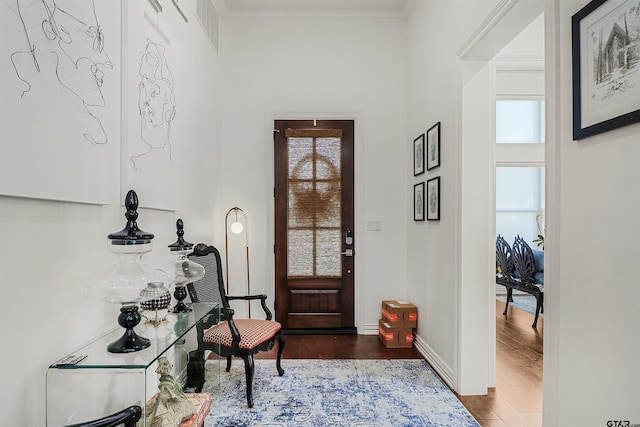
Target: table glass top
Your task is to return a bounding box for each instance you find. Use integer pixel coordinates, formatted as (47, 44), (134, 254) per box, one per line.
(48, 303), (219, 370)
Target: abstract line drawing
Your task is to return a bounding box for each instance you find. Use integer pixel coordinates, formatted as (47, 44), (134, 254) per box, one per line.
(9, 0), (113, 145)
(130, 38), (177, 171)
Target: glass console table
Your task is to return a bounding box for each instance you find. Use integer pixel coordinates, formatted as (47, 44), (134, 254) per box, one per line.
(46, 303), (220, 427)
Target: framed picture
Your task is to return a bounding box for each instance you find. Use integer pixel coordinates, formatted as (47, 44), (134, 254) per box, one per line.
(413, 134), (425, 176)
(572, 0), (640, 140)
(426, 122), (441, 170)
(0, 0), (118, 205)
(426, 177), (440, 221)
(414, 182), (425, 221)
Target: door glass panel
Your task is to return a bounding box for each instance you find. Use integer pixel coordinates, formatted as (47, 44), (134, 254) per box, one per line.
(316, 230), (341, 277)
(286, 132), (342, 278)
(316, 137), (341, 172)
(287, 230), (313, 276)
(288, 138), (314, 178)
(315, 182), (341, 228)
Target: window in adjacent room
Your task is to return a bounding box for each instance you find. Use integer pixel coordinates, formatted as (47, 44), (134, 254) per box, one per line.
(496, 100), (545, 144)
(496, 166), (545, 248)
(495, 96), (545, 249)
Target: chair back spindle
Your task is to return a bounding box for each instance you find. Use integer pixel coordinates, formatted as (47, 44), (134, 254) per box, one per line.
(512, 235), (536, 284)
(187, 244), (225, 310)
(495, 234), (515, 280)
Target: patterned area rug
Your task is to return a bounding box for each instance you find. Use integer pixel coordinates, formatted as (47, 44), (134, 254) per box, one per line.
(496, 294), (541, 316)
(203, 359), (480, 427)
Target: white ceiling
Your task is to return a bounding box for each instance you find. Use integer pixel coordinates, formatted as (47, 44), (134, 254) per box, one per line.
(221, 0), (411, 16)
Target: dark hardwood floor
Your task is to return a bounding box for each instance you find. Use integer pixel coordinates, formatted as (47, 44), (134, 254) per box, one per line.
(224, 300), (543, 427)
(255, 333), (423, 360)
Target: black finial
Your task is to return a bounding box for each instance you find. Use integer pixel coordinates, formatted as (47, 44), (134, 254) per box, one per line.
(176, 219), (184, 239)
(168, 218), (194, 251)
(108, 190), (154, 245)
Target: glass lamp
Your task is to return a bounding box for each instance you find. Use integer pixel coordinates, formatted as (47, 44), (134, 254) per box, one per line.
(166, 219), (205, 313)
(87, 190), (170, 353)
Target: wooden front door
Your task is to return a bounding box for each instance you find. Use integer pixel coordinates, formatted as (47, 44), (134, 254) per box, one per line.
(274, 120), (355, 332)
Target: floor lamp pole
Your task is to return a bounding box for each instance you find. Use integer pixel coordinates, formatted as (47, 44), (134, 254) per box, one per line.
(225, 207), (251, 317)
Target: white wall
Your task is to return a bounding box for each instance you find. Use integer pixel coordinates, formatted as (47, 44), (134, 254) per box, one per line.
(0, 1), (223, 425)
(218, 11), (408, 332)
(405, 0), (504, 391)
(544, 1), (640, 425)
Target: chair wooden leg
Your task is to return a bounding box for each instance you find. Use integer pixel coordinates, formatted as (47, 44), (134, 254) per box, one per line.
(241, 354), (255, 408)
(226, 356), (232, 372)
(184, 350), (206, 393)
(503, 288), (512, 315)
(276, 333), (285, 376)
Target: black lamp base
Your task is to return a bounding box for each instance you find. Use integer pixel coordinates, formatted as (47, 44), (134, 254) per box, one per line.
(107, 305), (150, 353)
(170, 285), (192, 313)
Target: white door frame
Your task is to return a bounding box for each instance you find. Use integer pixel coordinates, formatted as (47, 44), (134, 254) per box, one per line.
(454, 0), (544, 395)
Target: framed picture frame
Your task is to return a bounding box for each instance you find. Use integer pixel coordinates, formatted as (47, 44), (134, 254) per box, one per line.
(414, 182), (425, 221)
(413, 134), (425, 176)
(426, 122), (441, 170)
(426, 177), (440, 221)
(122, 0), (182, 210)
(572, 0), (640, 140)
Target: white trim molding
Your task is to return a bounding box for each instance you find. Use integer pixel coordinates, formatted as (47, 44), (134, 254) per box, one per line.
(457, 0), (544, 60)
(362, 322), (379, 335)
(414, 333), (455, 390)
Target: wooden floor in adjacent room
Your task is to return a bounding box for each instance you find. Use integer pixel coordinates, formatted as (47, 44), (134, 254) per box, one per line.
(457, 301), (543, 427)
(252, 299), (543, 427)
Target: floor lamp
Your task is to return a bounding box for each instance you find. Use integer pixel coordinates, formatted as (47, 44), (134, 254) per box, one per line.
(225, 207), (251, 318)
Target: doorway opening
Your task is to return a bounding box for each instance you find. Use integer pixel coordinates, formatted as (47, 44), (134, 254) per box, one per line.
(492, 12), (545, 424)
(457, 0), (545, 398)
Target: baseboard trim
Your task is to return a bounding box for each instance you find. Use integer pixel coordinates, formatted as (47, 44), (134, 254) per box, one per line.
(362, 322), (379, 335)
(413, 333), (455, 390)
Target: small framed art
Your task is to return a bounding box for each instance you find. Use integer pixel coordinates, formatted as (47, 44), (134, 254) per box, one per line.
(426, 122), (440, 170)
(426, 177), (440, 221)
(414, 182), (425, 221)
(413, 134), (425, 176)
(572, 0), (640, 140)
